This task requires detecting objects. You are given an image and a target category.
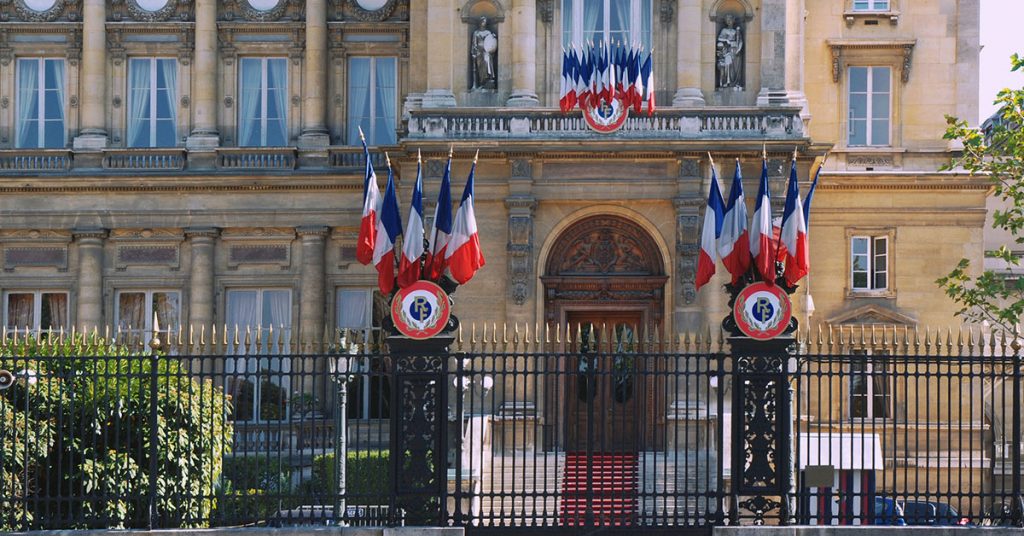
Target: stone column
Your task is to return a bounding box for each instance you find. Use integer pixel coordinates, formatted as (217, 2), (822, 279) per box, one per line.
(506, 0), (539, 106)
(73, 229), (107, 332)
(298, 226), (329, 347)
(72, 0), (108, 149)
(422, 0), (456, 107)
(186, 0), (220, 149)
(185, 228), (219, 332)
(784, 0), (808, 116)
(299, 0), (330, 147)
(672, 0), (705, 106)
(756, 0), (788, 106)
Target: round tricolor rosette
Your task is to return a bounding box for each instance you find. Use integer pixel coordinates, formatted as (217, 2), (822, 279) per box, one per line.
(582, 98), (629, 133)
(733, 282), (792, 340)
(391, 280), (451, 340)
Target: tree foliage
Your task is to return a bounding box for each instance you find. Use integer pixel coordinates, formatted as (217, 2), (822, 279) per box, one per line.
(937, 53), (1024, 331)
(0, 335), (232, 530)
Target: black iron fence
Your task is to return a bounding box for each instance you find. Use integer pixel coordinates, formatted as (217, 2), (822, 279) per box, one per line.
(0, 325), (1021, 532)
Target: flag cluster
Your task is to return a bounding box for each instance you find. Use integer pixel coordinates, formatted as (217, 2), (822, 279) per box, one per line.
(696, 156), (822, 291)
(355, 139), (486, 294)
(559, 42), (654, 116)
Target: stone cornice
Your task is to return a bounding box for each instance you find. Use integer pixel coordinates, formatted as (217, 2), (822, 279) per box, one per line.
(817, 173), (990, 191)
(0, 177), (362, 195)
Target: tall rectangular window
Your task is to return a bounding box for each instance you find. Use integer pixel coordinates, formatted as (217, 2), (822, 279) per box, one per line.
(115, 290), (180, 343)
(852, 0), (889, 11)
(337, 288), (390, 419)
(851, 235), (888, 291)
(561, 0), (652, 50)
(347, 57), (397, 146)
(16, 58), (65, 149)
(238, 58), (288, 147)
(848, 66), (890, 146)
(225, 289), (293, 421)
(127, 58), (177, 148)
(4, 291), (68, 335)
(850, 360), (891, 419)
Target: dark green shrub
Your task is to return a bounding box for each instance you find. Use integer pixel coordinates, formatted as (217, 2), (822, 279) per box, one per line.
(306, 450), (390, 501)
(0, 335), (232, 530)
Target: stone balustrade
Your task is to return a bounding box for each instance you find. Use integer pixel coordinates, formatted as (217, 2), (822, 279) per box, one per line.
(217, 147), (298, 170)
(408, 106), (806, 140)
(0, 149), (73, 172)
(103, 148), (187, 171)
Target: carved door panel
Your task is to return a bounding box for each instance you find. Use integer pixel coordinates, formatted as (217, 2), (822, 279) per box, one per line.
(565, 311), (651, 452)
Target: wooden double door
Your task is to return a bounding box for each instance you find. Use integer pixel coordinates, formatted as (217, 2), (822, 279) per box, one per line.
(565, 311), (655, 452)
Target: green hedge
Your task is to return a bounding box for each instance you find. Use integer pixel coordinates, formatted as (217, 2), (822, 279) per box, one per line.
(306, 450), (390, 500)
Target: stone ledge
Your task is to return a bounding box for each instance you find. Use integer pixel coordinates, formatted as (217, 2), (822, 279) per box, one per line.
(8, 528), (464, 536)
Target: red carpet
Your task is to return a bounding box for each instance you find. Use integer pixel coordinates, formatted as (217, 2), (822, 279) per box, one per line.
(559, 452), (639, 526)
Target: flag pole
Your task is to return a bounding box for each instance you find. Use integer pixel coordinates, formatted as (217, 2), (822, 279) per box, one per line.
(774, 148), (797, 267)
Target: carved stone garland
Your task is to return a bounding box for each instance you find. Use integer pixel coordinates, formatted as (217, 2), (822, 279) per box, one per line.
(220, 0), (303, 22)
(343, 0), (400, 22)
(6, 0), (78, 22)
(111, 0), (191, 22)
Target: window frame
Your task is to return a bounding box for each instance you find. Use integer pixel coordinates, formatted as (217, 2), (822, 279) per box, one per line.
(346, 56), (398, 147)
(846, 65), (891, 147)
(126, 57), (178, 148)
(846, 229), (895, 297)
(3, 289), (69, 336)
(114, 289), (181, 344)
(851, 0), (890, 12)
(224, 287), (294, 423)
(848, 358), (892, 421)
(560, 0), (653, 51)
(237, 57), (289, 147)
(15, 57), (66, 149)
(336, 287), (390, 420)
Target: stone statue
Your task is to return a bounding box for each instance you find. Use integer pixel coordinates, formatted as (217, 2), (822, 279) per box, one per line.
(716, 14), (744, 89)
(471, 16), (497, 90)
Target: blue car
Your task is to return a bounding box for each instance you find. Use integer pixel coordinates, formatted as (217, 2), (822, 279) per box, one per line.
(874, 497), (907, 525)
(902, 500), (973, 526)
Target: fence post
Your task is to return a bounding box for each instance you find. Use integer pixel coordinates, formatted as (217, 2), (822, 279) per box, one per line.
(1013, 348), (1022, 526)
(330, 354), (349, 524)
(147, 324), (162, 529)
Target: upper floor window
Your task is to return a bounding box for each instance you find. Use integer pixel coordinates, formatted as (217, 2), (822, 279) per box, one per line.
(852, 0), (889, 11)
(561, 0), (652, 50)
(851, 235), (888, 291)
(116, 290), (180, 343)
(4, 291), (68, 335)
(238, 57), (287, 147)
(348, 57), (397, 146)
(848, 66), (890, 146)
(16, 58), (65, 149)
(127, 58), (178, 148)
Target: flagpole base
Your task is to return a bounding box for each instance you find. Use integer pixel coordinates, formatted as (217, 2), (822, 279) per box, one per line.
(506, 90), (539, 107)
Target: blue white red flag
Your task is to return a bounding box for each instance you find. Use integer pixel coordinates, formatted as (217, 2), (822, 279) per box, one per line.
(718, 159), (750, 283)
(373, 156), (403, 294)
(398, 151), (425, 288)
(749, 156), (776, 284)
(696, 161), (725, 291)
(355, 127), (379, 266)
(803, 158), (823, 226)
(426, 149), (454, 280)
(781, 159), (809, 286)
(446, 151), (485, 284)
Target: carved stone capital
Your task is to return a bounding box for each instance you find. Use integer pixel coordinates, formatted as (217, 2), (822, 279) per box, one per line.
(72, 228), (109, 244)
(185, 227), (221, 242)
(504, 195), (536, 213)
(296, 225), (331, 239)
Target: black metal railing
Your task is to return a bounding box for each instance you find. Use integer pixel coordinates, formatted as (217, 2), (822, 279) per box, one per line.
(0, 325), (1021, 531)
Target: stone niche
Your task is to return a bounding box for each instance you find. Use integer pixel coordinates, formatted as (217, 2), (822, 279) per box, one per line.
(460, 0), (505, 106)
(709, 0), (754, 107)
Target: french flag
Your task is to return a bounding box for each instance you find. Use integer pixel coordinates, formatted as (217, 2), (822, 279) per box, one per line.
(719, 159), (750, 284)
(397, 151), (425, 288)
(373, 158), (403, 295)
(355, 128), (379, 266)
(426, 150), (453, 280)
(781, 159), (809, 286)
(696, 162), (725, 291)
(749, 157), (776, 284)
(446, 151), (485, 285)
(559, 50), (573, 113)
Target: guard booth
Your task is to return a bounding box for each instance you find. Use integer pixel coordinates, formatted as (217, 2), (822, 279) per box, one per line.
(798, 432), (885, 525)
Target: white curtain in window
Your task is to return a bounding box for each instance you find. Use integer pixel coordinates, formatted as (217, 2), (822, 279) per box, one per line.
(267, 59), (287, 146)
(44, 293), (67, 330)
(375, 59), (396, 145)
(118, 293), (146, 332)
(238, 59), (262, 147)
(127, 59), (151, 148)
(160, 59), (177, 137)
(16, 60), (39, 148)
(50, 60), (65, 141)
(611, 0), (630, 40)
(153, 292), (179, 331)
(347, 58), (371, 145)
(582, 0), (601, 42)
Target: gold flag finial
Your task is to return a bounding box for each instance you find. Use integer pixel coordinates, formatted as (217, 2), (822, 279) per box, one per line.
(417, 148), (422, 163)
(385, 151), (392, 169)
(793, 146), (798, 161)
(358, 125), (366, 143)
(762, 143), (767, 160)
(449, 144), (454, 158)
(473, 149), (480, 164)
(707, 151), (714, 167)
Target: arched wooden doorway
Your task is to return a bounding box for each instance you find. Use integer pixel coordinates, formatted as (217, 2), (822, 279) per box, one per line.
(541, 215), (668, 451)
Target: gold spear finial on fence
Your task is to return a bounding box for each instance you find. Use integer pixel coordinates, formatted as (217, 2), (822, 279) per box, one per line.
(149, 313), (162, 353)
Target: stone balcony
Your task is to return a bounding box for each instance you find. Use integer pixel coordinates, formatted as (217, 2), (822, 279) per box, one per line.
(406, 106), (806, 142)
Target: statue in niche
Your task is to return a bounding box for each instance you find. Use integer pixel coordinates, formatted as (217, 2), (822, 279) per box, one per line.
(716, 13), (744, 89)
(471, 16), (498, 90)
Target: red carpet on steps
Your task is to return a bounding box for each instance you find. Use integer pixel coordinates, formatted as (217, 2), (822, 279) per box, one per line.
(559, 451), (639, 526)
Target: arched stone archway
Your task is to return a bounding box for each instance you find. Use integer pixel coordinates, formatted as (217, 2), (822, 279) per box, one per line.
(540, 214), (668, 327)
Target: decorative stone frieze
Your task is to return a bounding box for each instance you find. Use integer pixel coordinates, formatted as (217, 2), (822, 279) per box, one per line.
(674, 196), (702, 305)
(220, 0), (304, 22)
(109, 0), (191, 22)
(5, 0), (80, 22)
(505, 196), (535, 306)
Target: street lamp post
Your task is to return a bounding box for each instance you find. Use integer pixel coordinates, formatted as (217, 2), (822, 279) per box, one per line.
(329, 344), (353, 525)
